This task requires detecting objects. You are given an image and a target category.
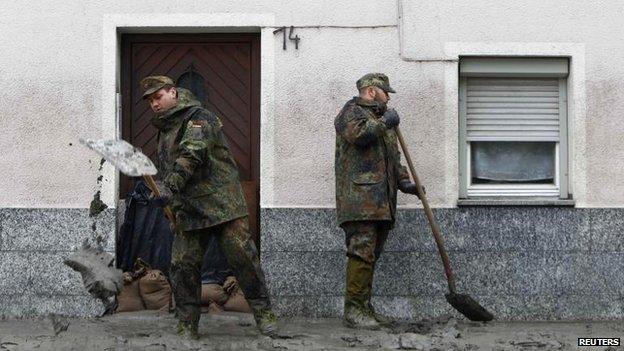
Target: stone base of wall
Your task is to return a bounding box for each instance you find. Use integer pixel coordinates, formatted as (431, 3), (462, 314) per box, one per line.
(2, 206), (623, 320)
(261, 207), (624, 320)
(0, 208), (116, 317)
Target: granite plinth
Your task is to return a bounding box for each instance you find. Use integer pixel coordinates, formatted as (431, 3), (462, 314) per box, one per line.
(261, 207), (624, 321)
(0, 208), (115, 252)
(0, 208), (115, 317)
(1, 206), (623, 320)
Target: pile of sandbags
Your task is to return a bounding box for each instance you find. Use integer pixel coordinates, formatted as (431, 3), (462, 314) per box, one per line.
(116, 276), (144, 312)
(140, 270), (173, 311)
(200, 276), (251, 314)
(116, 259), (174, 313)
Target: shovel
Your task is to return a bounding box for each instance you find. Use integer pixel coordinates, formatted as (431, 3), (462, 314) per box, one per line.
(395, 127), (493, 322)
(80, 139), (176, 225)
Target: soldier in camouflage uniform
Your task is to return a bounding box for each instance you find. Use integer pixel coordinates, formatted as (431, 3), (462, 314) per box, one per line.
(141, 76), (278, 339)
(334, 73), (423, 329)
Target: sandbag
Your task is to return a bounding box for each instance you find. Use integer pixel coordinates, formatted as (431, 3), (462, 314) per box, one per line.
(201, 301), (224, 314)
(116, 279), (144, 312)
(201, 284), (228, 306)
(223, 289), (252, 313)
(139, 269), (172, 311)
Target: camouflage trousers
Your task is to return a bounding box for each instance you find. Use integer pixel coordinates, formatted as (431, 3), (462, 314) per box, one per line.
(170, 216), (271, 325)
(343, 220), (391, 264)
(342, 220), (391, 310)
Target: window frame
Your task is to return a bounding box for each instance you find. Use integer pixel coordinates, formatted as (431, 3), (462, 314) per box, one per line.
(458, 57), (569, 199)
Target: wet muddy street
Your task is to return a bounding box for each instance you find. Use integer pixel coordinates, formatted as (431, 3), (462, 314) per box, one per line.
(0, 312), (621, 350)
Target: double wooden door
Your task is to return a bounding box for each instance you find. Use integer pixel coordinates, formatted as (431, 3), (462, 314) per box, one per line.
(120, 34), (261, 244)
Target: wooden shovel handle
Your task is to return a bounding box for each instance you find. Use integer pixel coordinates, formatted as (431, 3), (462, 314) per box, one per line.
(395, 126), (457, 293)
(143, 175), (176, 225)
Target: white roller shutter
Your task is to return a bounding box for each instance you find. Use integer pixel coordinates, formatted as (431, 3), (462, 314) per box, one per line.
(458, 57), (570, 199)
(466, 78), (560, 141)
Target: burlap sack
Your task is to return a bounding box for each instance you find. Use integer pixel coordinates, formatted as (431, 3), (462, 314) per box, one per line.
(201, 301), (225, 314)
(201, 284), (228, 306)
(138, 269), (172, 311)
(115, 279), (144, 312)
(223, 289), (252, 313)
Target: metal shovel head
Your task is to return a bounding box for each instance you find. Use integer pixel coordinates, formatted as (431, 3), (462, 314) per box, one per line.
(445, 292), (494, 322)
(79, 138), (157, 177)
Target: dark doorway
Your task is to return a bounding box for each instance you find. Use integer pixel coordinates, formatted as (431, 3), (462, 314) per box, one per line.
(120, 33), (261, 245)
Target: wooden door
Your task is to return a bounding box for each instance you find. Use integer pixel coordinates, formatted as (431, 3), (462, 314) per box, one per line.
(120, 34), (261, 245)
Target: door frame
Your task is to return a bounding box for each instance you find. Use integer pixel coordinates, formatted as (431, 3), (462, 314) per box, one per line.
(101, 14), (277, 250)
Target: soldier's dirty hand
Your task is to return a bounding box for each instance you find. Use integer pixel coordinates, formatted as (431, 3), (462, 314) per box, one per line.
(381, 109), (400, 128)
(223, 276), (239, 295)
(151, 180), (173, 207)
(399, 180), (425, 197)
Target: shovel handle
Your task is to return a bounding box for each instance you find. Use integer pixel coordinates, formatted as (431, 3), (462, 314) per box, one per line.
(143, 175), (176, 225)
(395, 127), (457, 293)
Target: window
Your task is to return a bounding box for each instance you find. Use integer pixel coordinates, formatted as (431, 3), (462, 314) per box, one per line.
(459, 57), (569, 198)
(177, 64), (207, 103)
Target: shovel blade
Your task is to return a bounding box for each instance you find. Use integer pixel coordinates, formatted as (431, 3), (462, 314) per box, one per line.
(445, 292), (494, 322)
(80, 138), (157, 177)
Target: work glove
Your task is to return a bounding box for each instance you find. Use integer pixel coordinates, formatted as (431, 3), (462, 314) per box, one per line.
(380, 109), (400, 129)
(399, 180), (426, 198)
(150, 180), (173, 207)
(223, 276), (240, 295)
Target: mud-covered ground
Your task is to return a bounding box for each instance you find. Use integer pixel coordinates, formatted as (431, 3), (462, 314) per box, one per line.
(0, 311), (621, 350)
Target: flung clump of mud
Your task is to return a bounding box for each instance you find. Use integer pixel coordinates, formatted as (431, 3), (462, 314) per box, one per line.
(89, 158), (108, 217)
(88, 158), (108, 249)
(64, 243), (123, 313)
(89, 190), (108, 217)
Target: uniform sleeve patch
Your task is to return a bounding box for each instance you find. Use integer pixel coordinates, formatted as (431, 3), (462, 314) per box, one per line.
(186, 120), (206, 139)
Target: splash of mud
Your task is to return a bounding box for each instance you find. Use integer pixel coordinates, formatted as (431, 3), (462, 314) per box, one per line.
(89, 159), (108, 217)
(89, 190), (108, 217)
(64, 244), (123, 312)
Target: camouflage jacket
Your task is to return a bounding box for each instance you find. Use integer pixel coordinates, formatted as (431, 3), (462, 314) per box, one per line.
(334, 97), (410, 227)
(151, 88), (248, 231)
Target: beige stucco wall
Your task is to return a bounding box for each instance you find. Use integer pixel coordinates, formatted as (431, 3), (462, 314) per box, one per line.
(0, 0), (622, 209)
(399, 0), (624, 207)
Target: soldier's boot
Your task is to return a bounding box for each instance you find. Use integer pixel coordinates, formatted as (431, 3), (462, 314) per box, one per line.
(343, 257), (380, 330)
(251, 305), (279, 337)
(219, 218), (279, 337)
(344, 303), (380, 330)
(366, 301), (392, 326)
(176, 320), (199, 340)
(365, 263), (393, 326)
(170, 262), (202, 340)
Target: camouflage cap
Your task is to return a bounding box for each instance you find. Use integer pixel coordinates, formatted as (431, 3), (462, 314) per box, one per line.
(140, 75), (175, 99)
(356, 73), (396, 93)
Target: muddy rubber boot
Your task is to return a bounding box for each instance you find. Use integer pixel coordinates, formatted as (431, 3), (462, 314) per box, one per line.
(367, 302), (392, 326)
(343, 257), (380, 330)
(176, 320), (199, 340)
(343, 303), (381, 330)
(366, 263), (392, 326)
(253, 307), (279, 337)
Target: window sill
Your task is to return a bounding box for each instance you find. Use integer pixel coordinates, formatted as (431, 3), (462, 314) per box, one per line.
(457, 197), (575, 207)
